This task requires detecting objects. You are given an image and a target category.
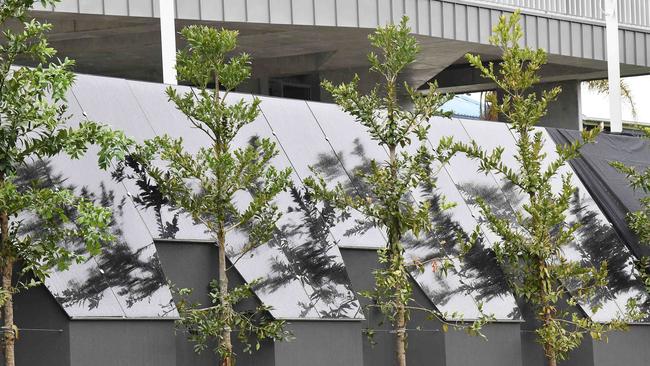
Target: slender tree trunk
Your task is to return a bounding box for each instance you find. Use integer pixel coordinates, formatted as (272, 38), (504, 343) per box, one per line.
(543, 305), (557, 366)
(1, 256), (14, 366)
(539, 253), (556, 366)
(543, 320), (557, 366)
(387, 144), (407, 366)
(0, 172), (15, 366)
(546, 355), (557, 366)
(395, 300), (407, 366)
(217, 225), (233, 366)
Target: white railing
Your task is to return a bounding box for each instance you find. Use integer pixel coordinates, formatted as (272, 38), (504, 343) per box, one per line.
(470, 0), (650, 28)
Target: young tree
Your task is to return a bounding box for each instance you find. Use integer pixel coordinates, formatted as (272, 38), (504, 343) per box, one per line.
(444, 11), (640, 366)
(131, 26), (291, 366)
(0, 1), (133, 365)
(304, 18), (464, 366)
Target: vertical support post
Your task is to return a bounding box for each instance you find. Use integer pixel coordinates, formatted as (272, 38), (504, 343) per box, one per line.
(605, 0), (622, 133)
(160, 0), (177, 85)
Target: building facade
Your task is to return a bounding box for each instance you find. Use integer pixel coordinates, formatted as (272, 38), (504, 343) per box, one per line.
(3, 1), (650, 365)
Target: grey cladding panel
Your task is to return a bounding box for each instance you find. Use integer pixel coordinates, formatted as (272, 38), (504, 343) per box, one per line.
(314, 0), (337, 26)
(635, 33), (646, 66)
(200, 0), (223, 21)
(537, 128), (649, 322)
(625, 30), (637, 65)
(405, 0), (417, 30)
(377, 0), (392, 25)
(647, 34), (650, 67)
(537, 17), (549, 51)
(571, 23), (582, 57)
(78, 0), (104, 14)
(454, 4), (467, 41)
(293, 0), (315, 25)
(247, 0), (271, 23)
(478, 7), (491, 44)
(32, 2), (52, 11)
(467, 6), (479, 43)
(104, 0), (128, 16)
(129, 0), (154, 17)
(593, 25), (605, 60)
(419, 118), (521, 321)
(336, 0), (358, 27)
(430, 1), (443, 37)
(391, 0), (404, 22)
(225, 0), (248, 22)
(489, 8), (501, 35)
(524, 15), (537, 49)
(548, 19), (560, 54)
(582, 24), (593, 59)
(359, 0), (379, 28)
(54, 0), (78, 13)
(560, 21), (571, 56)
(619, 31), (626, 61)
(270, 0), (292, 24)
(417, 0), (430, 36)
(442, 2), (455, 39)
(177, 0), (201, 20)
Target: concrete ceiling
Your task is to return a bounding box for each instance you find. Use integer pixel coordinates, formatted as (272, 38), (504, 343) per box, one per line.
(9, 11), (650, 92)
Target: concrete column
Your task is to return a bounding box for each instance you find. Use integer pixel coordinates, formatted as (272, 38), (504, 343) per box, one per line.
(537, 80), (582, 130)
(498, 80), (582, 130)
(605, 0), (623, 133)
(159, 0), (177, 85)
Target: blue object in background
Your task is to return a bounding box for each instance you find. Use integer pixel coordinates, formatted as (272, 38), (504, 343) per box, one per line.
(442, 94), (482, 119)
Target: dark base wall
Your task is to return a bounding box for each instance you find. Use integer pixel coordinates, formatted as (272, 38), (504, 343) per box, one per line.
(12, 285), (177, 366)
(274, 321), (364, 366)
(69, 321), (176, 366)
(445, 323), (522, 366)
(9, 244), (648, 366)
(591, 326), (650, 366)
(13, 285), (70, 366)
(341, 247), (445, 366)
(156, 241), (366, 366)
(340, 247), (523, 366)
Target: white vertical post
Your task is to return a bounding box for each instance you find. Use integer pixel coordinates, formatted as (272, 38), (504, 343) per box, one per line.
(605, 0), (622, 133)
(159, 0), (177, 85)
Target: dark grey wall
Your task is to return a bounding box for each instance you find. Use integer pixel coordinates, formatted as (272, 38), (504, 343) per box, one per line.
(497, 80), (582, 130)
(274, 321), (364, 366)
(341, 247), (446, 366)
(13, 285), (70, 366)
(156, 241), (368, 366)
(445, 323), (522, 366)
(537, 80), (582, 130)
(340, 248), (523, 366)
(10, 242), (645, 366)
(592, 326), (650, 366)
(156, 241), (221, 365)
(68, 321), (175, 366)
(156, 241), (263, 366)
(517, 286), (596, 366)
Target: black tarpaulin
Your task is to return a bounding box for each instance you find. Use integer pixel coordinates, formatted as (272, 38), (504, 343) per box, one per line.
(547, 128), (650, 258)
